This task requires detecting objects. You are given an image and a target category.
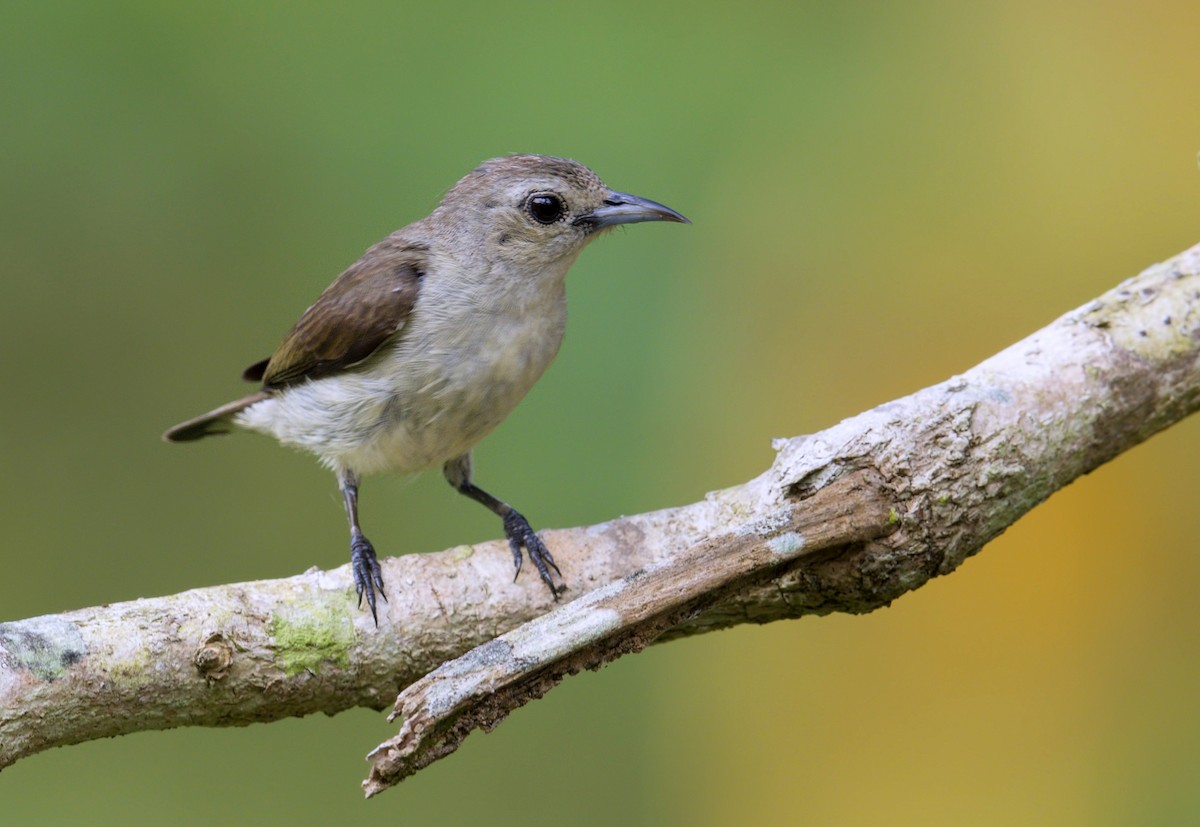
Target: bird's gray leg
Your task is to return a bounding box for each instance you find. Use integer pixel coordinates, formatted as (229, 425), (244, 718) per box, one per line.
(443, 453), (562, 598)
(339, 468), (386, 623)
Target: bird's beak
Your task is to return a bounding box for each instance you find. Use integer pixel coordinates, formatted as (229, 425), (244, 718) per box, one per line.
(582, 190), (691, 229)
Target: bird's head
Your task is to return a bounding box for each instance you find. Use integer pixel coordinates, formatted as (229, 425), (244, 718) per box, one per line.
(434, 154), (689, 270)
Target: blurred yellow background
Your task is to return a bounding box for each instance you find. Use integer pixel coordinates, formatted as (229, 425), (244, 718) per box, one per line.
(3, 1), (1200, 824)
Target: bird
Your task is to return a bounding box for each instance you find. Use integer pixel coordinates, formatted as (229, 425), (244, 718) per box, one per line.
(163, 154), (689, 623)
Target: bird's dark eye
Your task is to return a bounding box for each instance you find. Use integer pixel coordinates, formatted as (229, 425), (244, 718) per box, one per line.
(526, 193), (565, 225)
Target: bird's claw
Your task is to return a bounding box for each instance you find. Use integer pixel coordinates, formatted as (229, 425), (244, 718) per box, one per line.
(351, 532), (387, 624)
(502, 510), (563, 599)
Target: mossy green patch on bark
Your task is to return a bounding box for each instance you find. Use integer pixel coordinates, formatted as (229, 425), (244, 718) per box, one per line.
(0, 616), (85, 681)
(447, 544), (475, 562)
(270, 600), (355, 677)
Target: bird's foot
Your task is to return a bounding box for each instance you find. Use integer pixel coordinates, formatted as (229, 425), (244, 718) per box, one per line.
(502, 509), (564, 599)
(351, 531), (387, 624)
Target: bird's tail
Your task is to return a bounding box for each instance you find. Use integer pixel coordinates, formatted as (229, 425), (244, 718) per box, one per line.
(162, 391), (271, 443)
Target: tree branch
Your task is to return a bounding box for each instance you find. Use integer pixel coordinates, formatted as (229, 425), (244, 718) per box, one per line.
(3, 243), (1199, 797)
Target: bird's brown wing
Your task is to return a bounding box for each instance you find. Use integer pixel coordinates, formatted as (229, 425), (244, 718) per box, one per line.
(249, 241), (427, 390)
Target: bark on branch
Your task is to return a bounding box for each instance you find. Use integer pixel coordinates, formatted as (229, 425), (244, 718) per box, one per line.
(3, 243), (1199, 798)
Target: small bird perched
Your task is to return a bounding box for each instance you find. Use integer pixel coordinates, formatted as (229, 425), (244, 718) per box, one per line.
(164, 154), (688, 622)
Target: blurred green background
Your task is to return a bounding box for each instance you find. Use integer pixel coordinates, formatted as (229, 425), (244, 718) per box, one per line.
(3, 1), (1200, 824)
